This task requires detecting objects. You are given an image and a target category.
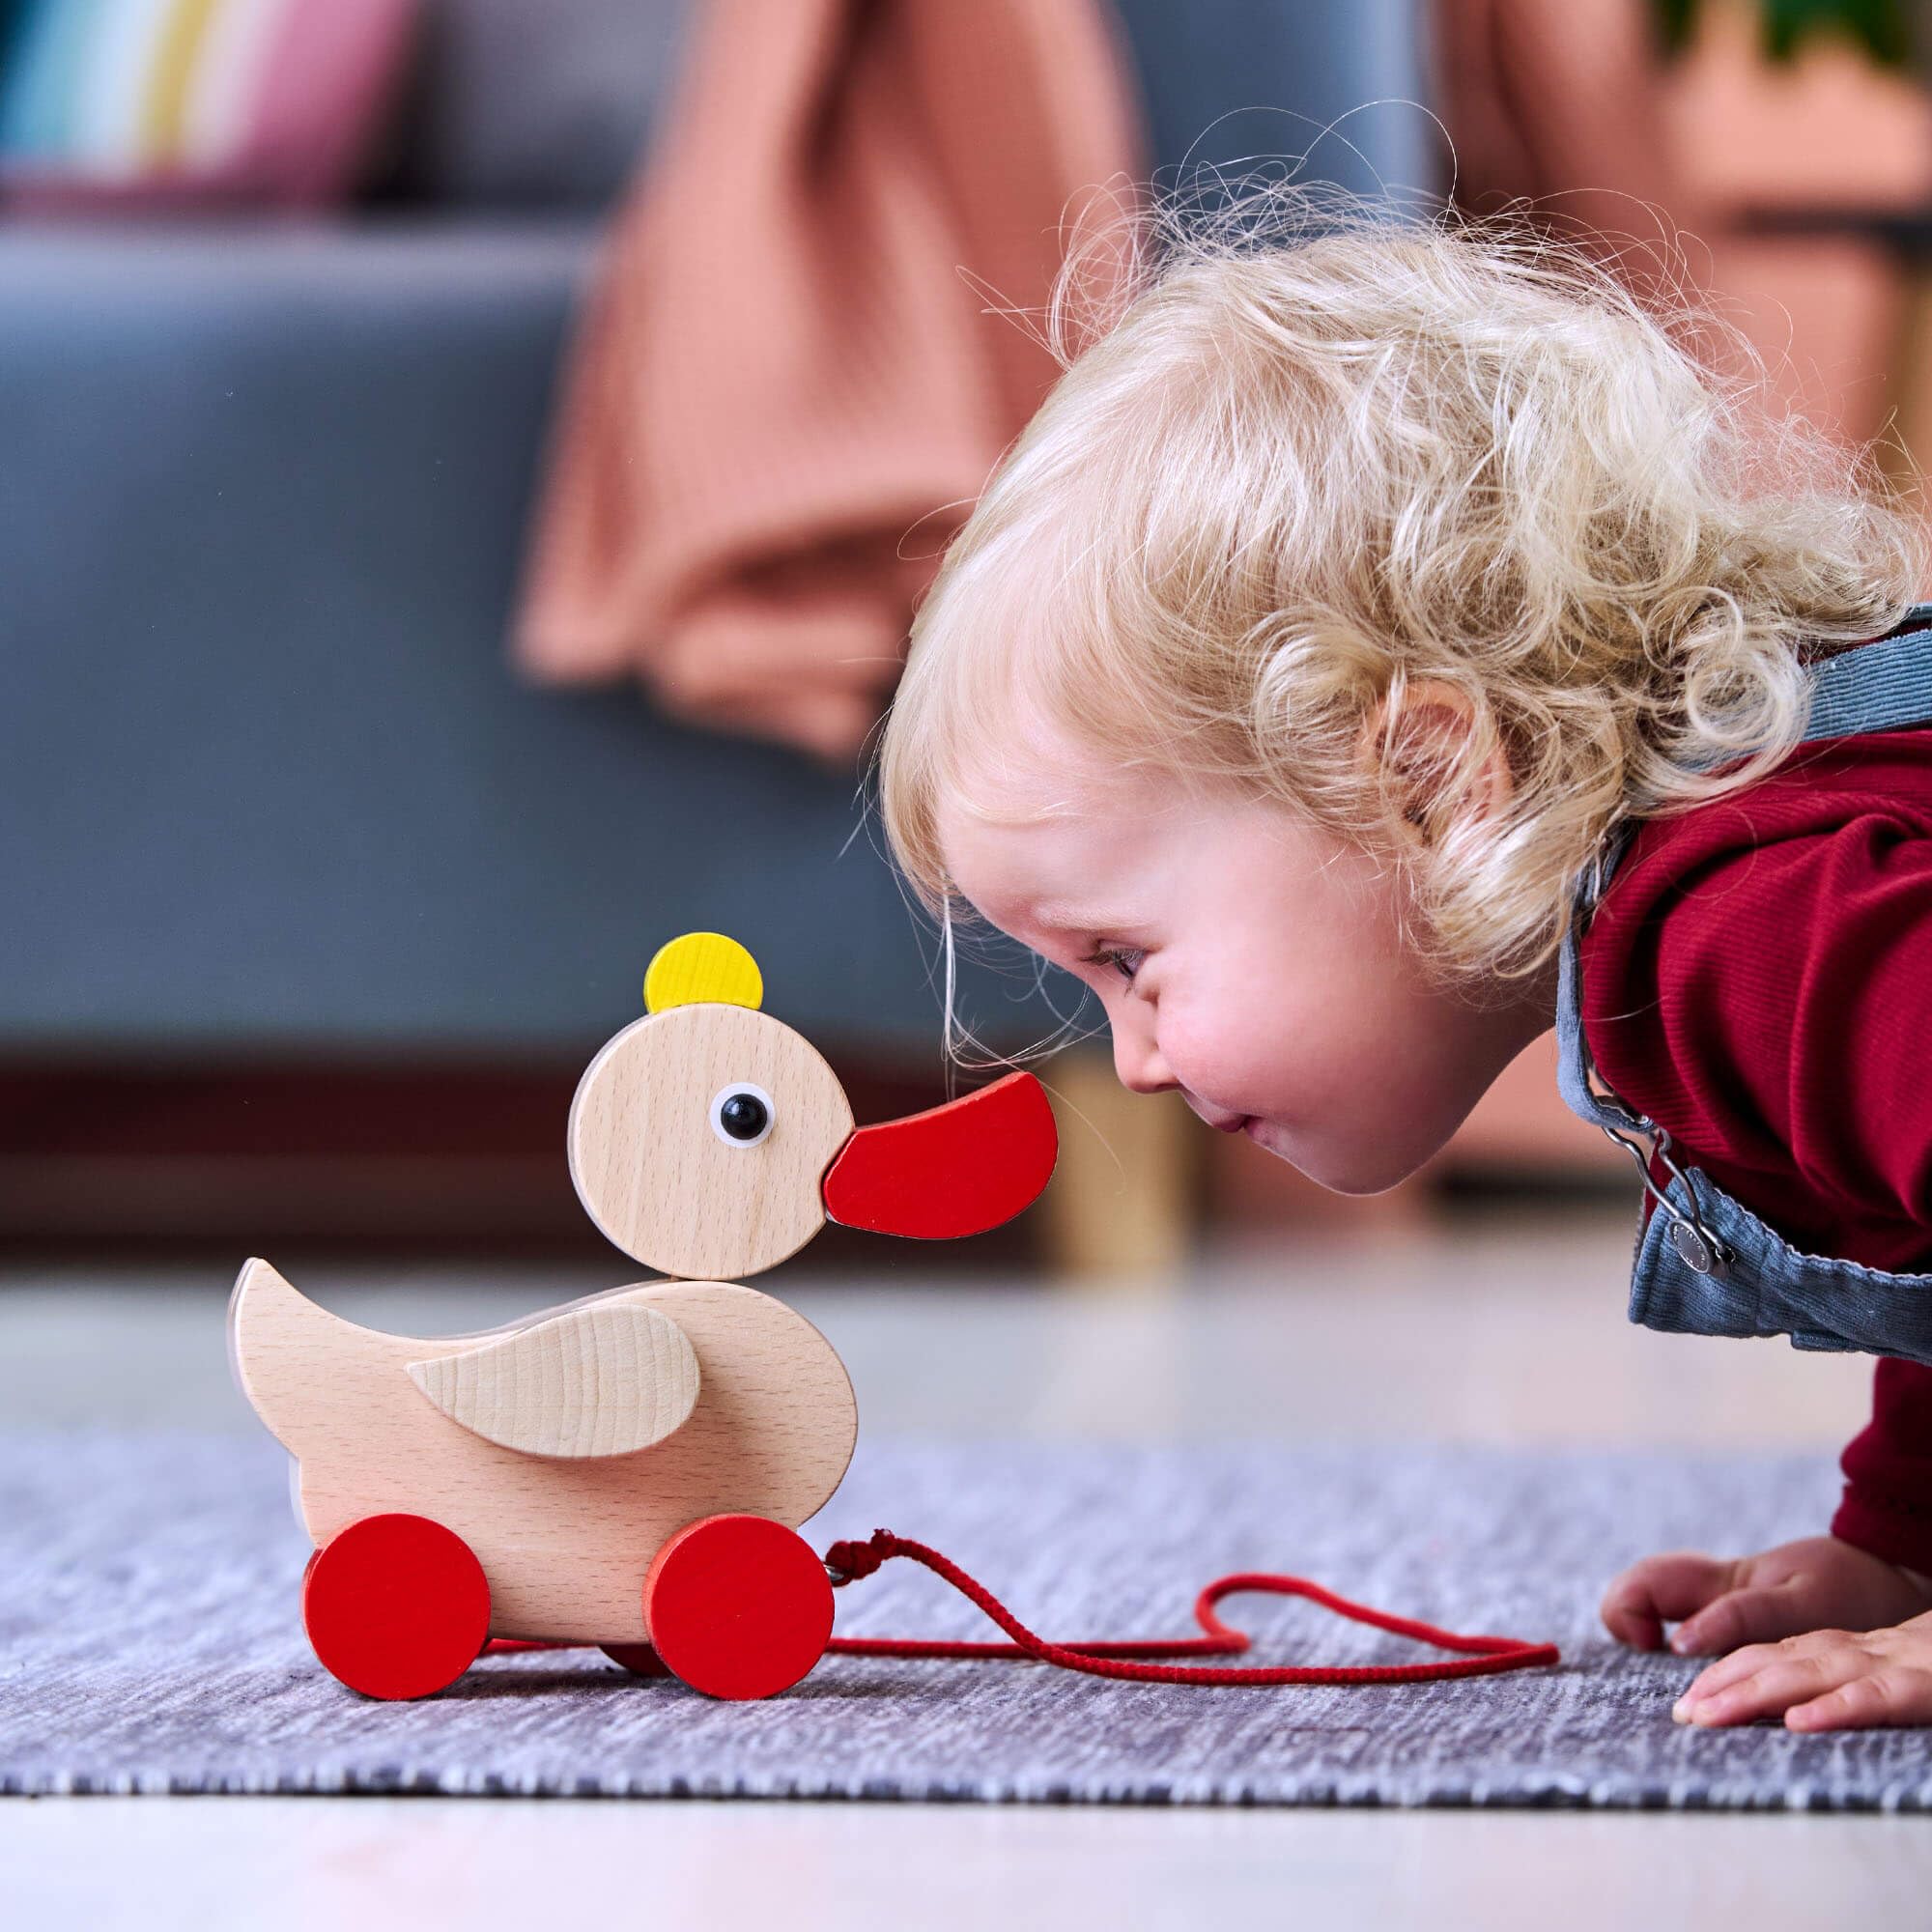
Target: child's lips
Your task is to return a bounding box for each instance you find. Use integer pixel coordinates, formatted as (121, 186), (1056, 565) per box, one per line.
(1181, 1093), (1257, 1135)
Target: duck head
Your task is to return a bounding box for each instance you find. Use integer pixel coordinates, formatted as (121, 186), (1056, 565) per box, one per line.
(567, 933), (1058, 1280)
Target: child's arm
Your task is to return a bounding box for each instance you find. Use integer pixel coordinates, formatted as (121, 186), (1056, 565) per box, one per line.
(1833, 1359), (1932, 1577)
(1591, 786), (1932, 1723)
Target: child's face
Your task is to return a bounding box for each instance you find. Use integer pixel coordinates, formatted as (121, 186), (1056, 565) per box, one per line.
(938, 744), (1557, 1195)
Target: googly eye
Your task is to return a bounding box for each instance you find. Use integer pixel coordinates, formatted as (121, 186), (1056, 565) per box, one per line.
(710, 1082), (774, 1149)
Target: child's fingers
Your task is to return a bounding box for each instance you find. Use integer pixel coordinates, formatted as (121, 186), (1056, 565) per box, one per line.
(1678, 1623), (1932, 1730)
(1672, 1634), (1863, 1727)
(1667, 1578), (1813, 1657)
(1599, 1551), (1740, 1650)
(1673, 1634), (1801, 1706)
(1784, 1665), (1932, 1732)
(1677, 1631), (1808, 1708)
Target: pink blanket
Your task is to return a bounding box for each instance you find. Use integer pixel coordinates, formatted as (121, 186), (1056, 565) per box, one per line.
(512, 0), (1143, 763)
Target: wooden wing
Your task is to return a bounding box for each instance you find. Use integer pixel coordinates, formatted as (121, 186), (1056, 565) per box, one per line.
(407, 1302), (700, 1460)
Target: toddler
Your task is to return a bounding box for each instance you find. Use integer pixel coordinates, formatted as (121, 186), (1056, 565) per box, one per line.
(877, 185), (1932, 1731)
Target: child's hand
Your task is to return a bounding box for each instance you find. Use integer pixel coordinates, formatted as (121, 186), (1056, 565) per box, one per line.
(1672, 1609), (1932, 1730)
(1600, 1536), (1932, 1658)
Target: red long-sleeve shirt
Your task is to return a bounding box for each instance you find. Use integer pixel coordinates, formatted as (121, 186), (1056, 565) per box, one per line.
(1579, 687), (1932, 1577)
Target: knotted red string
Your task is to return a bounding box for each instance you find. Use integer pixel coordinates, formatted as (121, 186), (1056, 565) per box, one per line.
(816, 1529), (1560, 1685)
(488, 1528), (1560, 1686)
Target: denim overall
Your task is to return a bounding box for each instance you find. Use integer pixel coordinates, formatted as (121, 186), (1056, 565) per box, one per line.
(1555, 609), (1932, 1367)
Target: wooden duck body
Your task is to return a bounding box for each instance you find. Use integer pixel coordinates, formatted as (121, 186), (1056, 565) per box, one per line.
(230, 1258), (857, 1643)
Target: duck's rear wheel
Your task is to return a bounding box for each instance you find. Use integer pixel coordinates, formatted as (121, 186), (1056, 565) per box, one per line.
(303, 1513), (491, 1700)
(644, 1514), (834, 1700)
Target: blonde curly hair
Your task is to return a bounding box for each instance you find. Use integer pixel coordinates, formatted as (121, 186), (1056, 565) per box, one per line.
(877, 181), (1929, 992)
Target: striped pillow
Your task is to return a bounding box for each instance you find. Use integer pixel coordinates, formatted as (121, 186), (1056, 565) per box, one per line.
(0, 0), (418, 206)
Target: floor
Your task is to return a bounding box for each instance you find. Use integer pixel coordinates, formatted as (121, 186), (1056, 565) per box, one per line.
(5, 1203), (1924, 1928)
(7, 1799), (1928, 1932)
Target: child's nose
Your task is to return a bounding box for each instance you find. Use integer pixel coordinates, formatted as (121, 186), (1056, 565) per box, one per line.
(1112, 1022), (1177, 1095)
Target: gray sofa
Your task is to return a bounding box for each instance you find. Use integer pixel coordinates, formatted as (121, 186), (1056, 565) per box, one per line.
(0, 0), (1432, 1064)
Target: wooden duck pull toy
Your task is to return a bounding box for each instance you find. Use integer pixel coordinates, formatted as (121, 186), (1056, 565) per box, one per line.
(230, 932), (1059, 1702)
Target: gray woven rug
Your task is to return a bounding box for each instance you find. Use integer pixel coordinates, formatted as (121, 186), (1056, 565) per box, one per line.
(3, 1431), (1928, 1808)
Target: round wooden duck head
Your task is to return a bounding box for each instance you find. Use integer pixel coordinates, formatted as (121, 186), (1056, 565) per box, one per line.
(568, 935), (856, 1280)
(572, 932), (1063, 1282)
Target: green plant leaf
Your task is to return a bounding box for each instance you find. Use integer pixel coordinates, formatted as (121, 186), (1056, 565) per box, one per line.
(1653, 0), (1916, 67)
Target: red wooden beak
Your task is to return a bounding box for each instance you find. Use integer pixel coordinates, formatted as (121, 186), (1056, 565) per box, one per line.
(821, 1070), (1058, 1239)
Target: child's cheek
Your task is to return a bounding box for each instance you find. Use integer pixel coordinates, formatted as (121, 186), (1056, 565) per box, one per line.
(1157, 996), (1290, 1117)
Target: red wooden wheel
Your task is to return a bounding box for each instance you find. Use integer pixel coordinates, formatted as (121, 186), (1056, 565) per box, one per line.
(303, 1513), (491, 1701)
(600, 1642), (671, 1677)
(644, 1514), (835, 1700)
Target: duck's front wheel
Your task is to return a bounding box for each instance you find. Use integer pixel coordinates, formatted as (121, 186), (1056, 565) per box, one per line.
(643, 1514), (834, 1699)
(303, 1513), (491, 1700)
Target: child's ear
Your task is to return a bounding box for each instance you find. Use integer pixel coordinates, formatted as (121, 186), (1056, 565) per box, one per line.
(1356, 678), (1512, 843)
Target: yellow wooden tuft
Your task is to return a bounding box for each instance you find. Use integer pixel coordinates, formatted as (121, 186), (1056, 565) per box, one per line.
(643, 932), (764, 1013)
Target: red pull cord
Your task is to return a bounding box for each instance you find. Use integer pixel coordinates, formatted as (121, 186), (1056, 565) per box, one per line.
(816, 1529), (1559, 1686)
(488, 1529), (1560, 1686)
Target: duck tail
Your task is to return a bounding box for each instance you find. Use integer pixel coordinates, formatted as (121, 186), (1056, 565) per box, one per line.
(227, 1257), (364, 1454)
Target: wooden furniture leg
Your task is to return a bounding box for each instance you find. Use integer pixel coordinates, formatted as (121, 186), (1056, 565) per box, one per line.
(1038, 1048), (1200, 1284)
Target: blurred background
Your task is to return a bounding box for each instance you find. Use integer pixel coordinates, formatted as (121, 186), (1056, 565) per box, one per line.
(0, 0), (1926, 1449)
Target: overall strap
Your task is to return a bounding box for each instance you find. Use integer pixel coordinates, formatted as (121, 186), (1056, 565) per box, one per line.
(1556, 606), (1932, 1247)
(1588, 609), (1932, 904)
(1803, 616), (1932, 741)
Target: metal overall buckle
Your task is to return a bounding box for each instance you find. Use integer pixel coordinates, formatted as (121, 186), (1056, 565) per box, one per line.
(1580, 1044), (1734, 1275)
(1596, 1120), (1733, 1275)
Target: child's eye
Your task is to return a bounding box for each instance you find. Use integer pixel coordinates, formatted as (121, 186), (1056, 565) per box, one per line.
(1082, 946), (1145, 984)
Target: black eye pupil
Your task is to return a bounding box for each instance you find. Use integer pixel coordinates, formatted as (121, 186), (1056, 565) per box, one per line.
(719, 1093), (769, 1142)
